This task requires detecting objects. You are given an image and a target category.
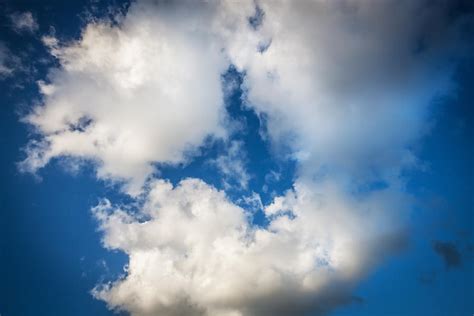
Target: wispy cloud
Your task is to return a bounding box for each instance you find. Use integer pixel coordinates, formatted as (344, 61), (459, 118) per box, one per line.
(9, 11), (39, 33)
(211, 140), (251, 190)
(0, 41), (26, 80)
(0, 42), (14, 77)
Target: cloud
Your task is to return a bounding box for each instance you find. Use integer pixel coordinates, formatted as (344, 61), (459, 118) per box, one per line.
(231, 0), (471, 182)
(20, 1), (232, 195)
(18, 0), (472, 315)
(18, 0), (261, 195)
(432, 240), (462, 269)
(9, 11), (39, 33)
(0, 41), (26, 81)
(92, 178), (406, 316)
(0, 42), (14, 77)
(211, 140), (251, 190)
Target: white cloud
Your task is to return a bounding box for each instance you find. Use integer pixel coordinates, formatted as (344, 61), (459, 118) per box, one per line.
(231, 0), (467, 182)
(10, 11), (39, 33)
(18, 1), (472, 315)
(211, 140), (251, 190)
(20, 2), (232, 195)
(93, 178), (406, 316)
(237, 191), (263, 213)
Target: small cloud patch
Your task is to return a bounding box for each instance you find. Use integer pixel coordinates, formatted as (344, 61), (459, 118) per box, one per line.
(9, 11), (39, 33)
(432, 240), (462, 269)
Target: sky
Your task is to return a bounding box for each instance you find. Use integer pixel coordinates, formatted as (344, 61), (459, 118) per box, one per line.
(0, 1), (473, 316)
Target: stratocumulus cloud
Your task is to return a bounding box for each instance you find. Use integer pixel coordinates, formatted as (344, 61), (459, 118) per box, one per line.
(19, 0), (472, 315)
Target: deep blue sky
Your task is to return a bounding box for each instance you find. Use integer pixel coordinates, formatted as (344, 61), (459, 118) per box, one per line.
(0, 1), (472, 315)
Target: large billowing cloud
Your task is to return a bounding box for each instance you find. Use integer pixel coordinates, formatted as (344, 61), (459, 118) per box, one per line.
(20, 1), (234, 194)
(19, 0), (471, 315)
(232, 0), (470, 180)
(93, 178), (406, 316)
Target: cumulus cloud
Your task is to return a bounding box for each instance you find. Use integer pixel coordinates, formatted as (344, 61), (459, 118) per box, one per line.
(20, 1), (232, 194)
(19, 0), (472, 315)
(232, 0), (471, 182)
(19, 0), (260, 194)
(9, 11), (39, 33)
(93, 178), (406, 316)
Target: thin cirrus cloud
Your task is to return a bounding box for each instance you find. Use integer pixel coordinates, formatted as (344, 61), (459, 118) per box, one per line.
(19, 1), (471, 316)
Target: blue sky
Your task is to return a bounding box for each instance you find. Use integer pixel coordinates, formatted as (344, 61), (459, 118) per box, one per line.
(0, 1), (473, 316)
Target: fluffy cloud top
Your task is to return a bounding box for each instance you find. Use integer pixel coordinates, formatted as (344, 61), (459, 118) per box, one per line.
(20, 2), (230, 194)
(93, 178), (405, 316)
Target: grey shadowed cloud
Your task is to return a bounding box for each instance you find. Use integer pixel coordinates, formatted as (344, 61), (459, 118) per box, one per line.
(432, 240), (462, 269)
